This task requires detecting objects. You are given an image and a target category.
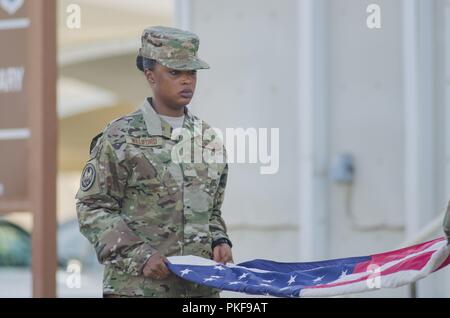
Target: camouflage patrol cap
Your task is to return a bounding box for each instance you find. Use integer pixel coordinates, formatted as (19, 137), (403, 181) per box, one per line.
(137, 26), (210, 72)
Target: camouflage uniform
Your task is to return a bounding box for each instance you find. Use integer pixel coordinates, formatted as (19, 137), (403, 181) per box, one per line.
(75, 26), (231, 297)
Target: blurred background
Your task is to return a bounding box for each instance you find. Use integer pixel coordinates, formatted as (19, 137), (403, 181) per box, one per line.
(1, 0), (450, 297)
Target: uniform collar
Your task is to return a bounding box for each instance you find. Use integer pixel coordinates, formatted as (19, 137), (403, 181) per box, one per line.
(140, 97), (200, 139)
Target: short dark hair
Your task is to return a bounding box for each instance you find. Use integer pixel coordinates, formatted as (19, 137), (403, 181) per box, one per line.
(143, 57), (157, 71)
(136, 55), (157, 72)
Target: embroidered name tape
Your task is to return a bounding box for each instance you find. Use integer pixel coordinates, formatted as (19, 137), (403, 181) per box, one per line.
(126, 136), (163, 147)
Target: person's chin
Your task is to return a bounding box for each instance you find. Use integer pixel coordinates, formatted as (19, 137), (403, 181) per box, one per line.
(177, 95), (193, 105)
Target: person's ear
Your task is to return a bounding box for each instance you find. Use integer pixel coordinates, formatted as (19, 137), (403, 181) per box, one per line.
(144, 69), (156, 85)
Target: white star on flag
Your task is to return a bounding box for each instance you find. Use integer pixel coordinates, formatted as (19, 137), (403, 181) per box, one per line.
(180, 269), (192, 277)
(313, 276), (325, 283)
(238, 273), (249, 280)
(228, 281), (241, 285)
(287, 275), (297, 286)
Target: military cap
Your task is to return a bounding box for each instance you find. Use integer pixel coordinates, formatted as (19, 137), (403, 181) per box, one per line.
(136, 26), (210, 72)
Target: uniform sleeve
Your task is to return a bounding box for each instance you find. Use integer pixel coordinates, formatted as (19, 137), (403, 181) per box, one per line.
(209, 163), (232, 246)
(75, 135), (157, 276)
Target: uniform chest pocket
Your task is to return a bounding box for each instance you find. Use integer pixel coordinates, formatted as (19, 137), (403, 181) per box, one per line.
(128, 153), (182, 212)
(127, 153), (162, 192)
(183, 162), (224, 196)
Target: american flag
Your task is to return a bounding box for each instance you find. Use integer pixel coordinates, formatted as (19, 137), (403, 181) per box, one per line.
(167, 237), (450, 297)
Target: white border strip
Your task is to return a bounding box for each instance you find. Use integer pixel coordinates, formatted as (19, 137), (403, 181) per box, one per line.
(168, 255), (272, 274)
(0, 128), (30, 140)
(168, 255), (218, 266)
(0, 18), (30, 30)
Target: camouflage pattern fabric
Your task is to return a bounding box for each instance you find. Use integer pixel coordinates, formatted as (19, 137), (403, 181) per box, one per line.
(137, 25), (210, 71)
(76, 97), (230, 297)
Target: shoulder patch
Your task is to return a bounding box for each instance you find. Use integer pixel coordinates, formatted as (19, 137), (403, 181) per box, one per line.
(80, 163), (96, 191)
